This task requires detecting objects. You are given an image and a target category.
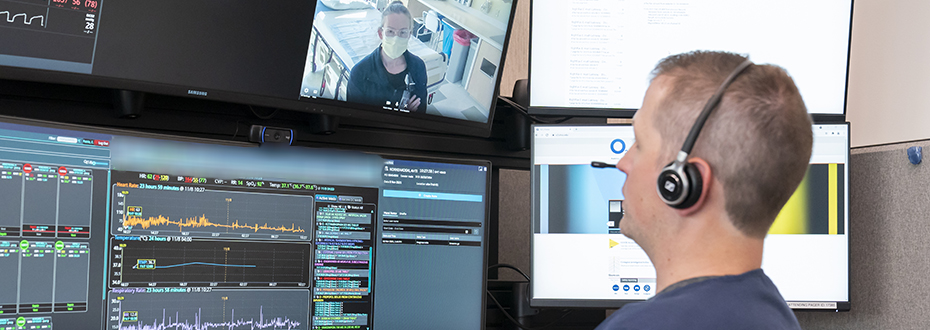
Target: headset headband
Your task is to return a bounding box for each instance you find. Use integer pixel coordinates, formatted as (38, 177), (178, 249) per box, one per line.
(674, 59), (754, 163)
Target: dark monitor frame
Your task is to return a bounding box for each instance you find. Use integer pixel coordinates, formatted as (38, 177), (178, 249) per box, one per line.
(528, 122), (851, 311)
(525, 1), (855, 118)
(0, 113), (494, 325)
(0, 0), (523, 138)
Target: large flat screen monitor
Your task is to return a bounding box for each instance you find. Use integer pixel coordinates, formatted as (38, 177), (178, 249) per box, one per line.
(530, 124), (850, 310)
(300, 0), (513, 131)
(529, 0), (853, 116)
(0, 0), (518, 136)
(0, 115), (491, 329)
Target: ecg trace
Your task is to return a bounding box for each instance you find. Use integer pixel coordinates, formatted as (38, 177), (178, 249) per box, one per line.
(118, 306), (303, 330)
(123, 214), (307, 234)
(0, 11), (45, 26)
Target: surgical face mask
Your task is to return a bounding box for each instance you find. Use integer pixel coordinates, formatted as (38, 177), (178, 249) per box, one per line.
(381, 36), (409, 59)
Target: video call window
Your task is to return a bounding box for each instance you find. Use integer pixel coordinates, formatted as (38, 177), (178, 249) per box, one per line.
(300, 0), (513, 124)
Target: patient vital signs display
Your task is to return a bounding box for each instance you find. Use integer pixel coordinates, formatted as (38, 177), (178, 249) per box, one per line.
(0, 0), (101, 67)
(0, 117), (491, 329)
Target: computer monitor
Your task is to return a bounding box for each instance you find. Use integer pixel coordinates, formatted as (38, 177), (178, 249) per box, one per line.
(530, 124), (850, 310)
(0, 0), (519, 136)
(300, 0), (516, 135)
(0, 115), (490, 329)
(529, 0), (854, 116)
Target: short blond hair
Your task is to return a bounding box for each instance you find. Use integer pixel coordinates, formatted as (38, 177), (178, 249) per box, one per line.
(651, 51), (813, 238)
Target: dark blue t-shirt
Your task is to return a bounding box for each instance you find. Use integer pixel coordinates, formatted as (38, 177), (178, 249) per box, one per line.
(595, 269), (800, 330)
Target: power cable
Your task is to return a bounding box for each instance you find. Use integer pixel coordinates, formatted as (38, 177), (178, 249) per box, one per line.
(497, 96), (572, 124)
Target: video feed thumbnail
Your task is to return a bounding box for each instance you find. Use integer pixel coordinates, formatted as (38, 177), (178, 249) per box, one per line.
(535, 164), (627, 234)
(300, 0), (513, 123)
(769, 163), (846, 235)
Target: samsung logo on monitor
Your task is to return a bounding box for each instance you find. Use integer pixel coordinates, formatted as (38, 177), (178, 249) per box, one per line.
(187, 90), (208, 97)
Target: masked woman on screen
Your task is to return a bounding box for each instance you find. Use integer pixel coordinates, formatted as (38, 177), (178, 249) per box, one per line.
(347, 1), (428, 113)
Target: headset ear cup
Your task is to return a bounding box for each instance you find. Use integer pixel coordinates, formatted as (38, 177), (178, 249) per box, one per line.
(676, 162), (703, 209)
(657, 168), (683, 205)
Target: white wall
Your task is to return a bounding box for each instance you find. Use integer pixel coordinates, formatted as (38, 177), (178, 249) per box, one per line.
(846, 0), (930, 147)
(499, 0), (930, 148)
(499, 0), (528, 97)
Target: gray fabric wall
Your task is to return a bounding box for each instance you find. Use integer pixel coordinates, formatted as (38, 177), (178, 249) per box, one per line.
(497, 140), (930, 329)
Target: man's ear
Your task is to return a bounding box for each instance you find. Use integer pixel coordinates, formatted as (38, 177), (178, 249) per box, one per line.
(677, 157), (713, 216)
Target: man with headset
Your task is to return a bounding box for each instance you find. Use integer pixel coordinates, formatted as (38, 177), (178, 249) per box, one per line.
(596, 51), (810, 329)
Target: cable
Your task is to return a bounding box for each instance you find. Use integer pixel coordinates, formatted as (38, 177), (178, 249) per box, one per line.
(488, 263), (530, 282)
(248, 105), (278, 120)
(486, 264), (572, 329)
(231, 120), (244, 140)
(486, 290), (573, 330)
(497, 96), (572, 124)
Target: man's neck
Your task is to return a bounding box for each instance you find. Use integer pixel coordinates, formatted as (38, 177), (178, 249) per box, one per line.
(650, 222), (765, 293)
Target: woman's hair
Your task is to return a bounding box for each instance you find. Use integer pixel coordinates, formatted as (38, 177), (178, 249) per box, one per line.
(381, 1), (413, 30)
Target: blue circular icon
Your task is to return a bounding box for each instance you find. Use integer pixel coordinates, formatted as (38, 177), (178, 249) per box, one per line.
(644, 285), (651, 292)
(633, 285), (641, 292)
(612, 284), (620, 291)
(622, 285), (630, 292)
(610, 139), (626, 154)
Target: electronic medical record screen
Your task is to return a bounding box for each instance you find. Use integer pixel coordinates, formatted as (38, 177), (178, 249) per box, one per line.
(374, 157), (490, 329)
(300, 0), (514, 124)
(0, 115), (491, 329)
(531, 124), (850, 310)
(530, 0), (853, 115)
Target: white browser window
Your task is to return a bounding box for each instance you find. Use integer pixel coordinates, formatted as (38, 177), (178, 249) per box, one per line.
(532, 124), (850, 308)
(531, 125), (656, 301)
(763, 124), (849, 307)
(530, 0), (852, 114)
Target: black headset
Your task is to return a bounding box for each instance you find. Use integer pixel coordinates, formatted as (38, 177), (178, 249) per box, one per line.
(657, 59), (754, 209)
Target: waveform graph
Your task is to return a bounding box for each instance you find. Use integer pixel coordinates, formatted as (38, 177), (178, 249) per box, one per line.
(111, 183), (314, 241)
(107, 289), (309, 330)
(109, 238), (311, 288)
(1, 0), (99, 32)
(1, 0), (48, 30)
(0, 0), (101, 65)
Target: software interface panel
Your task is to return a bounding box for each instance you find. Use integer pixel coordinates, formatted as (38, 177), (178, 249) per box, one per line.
(0, 119), (490, 329)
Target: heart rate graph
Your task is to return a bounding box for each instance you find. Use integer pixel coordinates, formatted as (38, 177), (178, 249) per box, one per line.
(112, 183), (314, 241)
(110, 239), (311, 288)
(0, 9), (45, 27)
(0, 0), (102, 65)
(107, 289), (309, 330)
(122, 214), (307, 235)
